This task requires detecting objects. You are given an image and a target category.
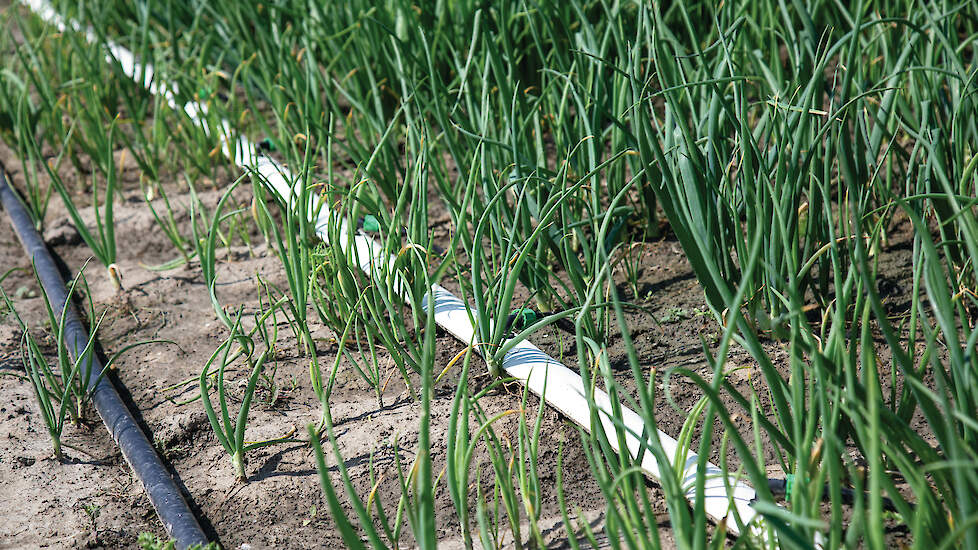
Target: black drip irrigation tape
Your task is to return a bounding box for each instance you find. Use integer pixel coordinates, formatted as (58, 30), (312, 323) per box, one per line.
(767, 478), (904, 512)
(0, 170), (210, 549)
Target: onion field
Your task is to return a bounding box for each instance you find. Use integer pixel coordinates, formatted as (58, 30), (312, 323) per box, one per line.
(1, 1), (976, 549)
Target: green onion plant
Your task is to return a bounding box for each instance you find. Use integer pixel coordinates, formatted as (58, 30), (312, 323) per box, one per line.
(199, 306), (298, 481)
(1, 266), (163, 458)
(40, 0), (978, 547)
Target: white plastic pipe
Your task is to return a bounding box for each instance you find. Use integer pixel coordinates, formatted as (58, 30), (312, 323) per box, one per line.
(22, 0), (768, 538)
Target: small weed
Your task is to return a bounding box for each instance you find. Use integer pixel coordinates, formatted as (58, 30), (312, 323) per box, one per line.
(301, 505), (318, 527)
(136, 533), (219, 550)
(13, 285), (36, 299)
(82, 502), (101, 531)
(660, 307), (690, 324)
(153, 437), (187, 461)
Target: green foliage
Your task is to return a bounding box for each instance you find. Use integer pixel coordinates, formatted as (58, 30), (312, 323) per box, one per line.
(1, 265), (165, 459)
(136, 532), (220, 550)
(15, 0), (978, 547)
(199, 305), (298, 480)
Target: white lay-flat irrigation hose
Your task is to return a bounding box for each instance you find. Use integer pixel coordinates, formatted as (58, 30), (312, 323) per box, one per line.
(22, 0), (780, 540)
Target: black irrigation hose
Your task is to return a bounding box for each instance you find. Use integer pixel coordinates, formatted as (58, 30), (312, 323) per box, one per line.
(767, 478), (905, 512)
(0, 170), (210, 550)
